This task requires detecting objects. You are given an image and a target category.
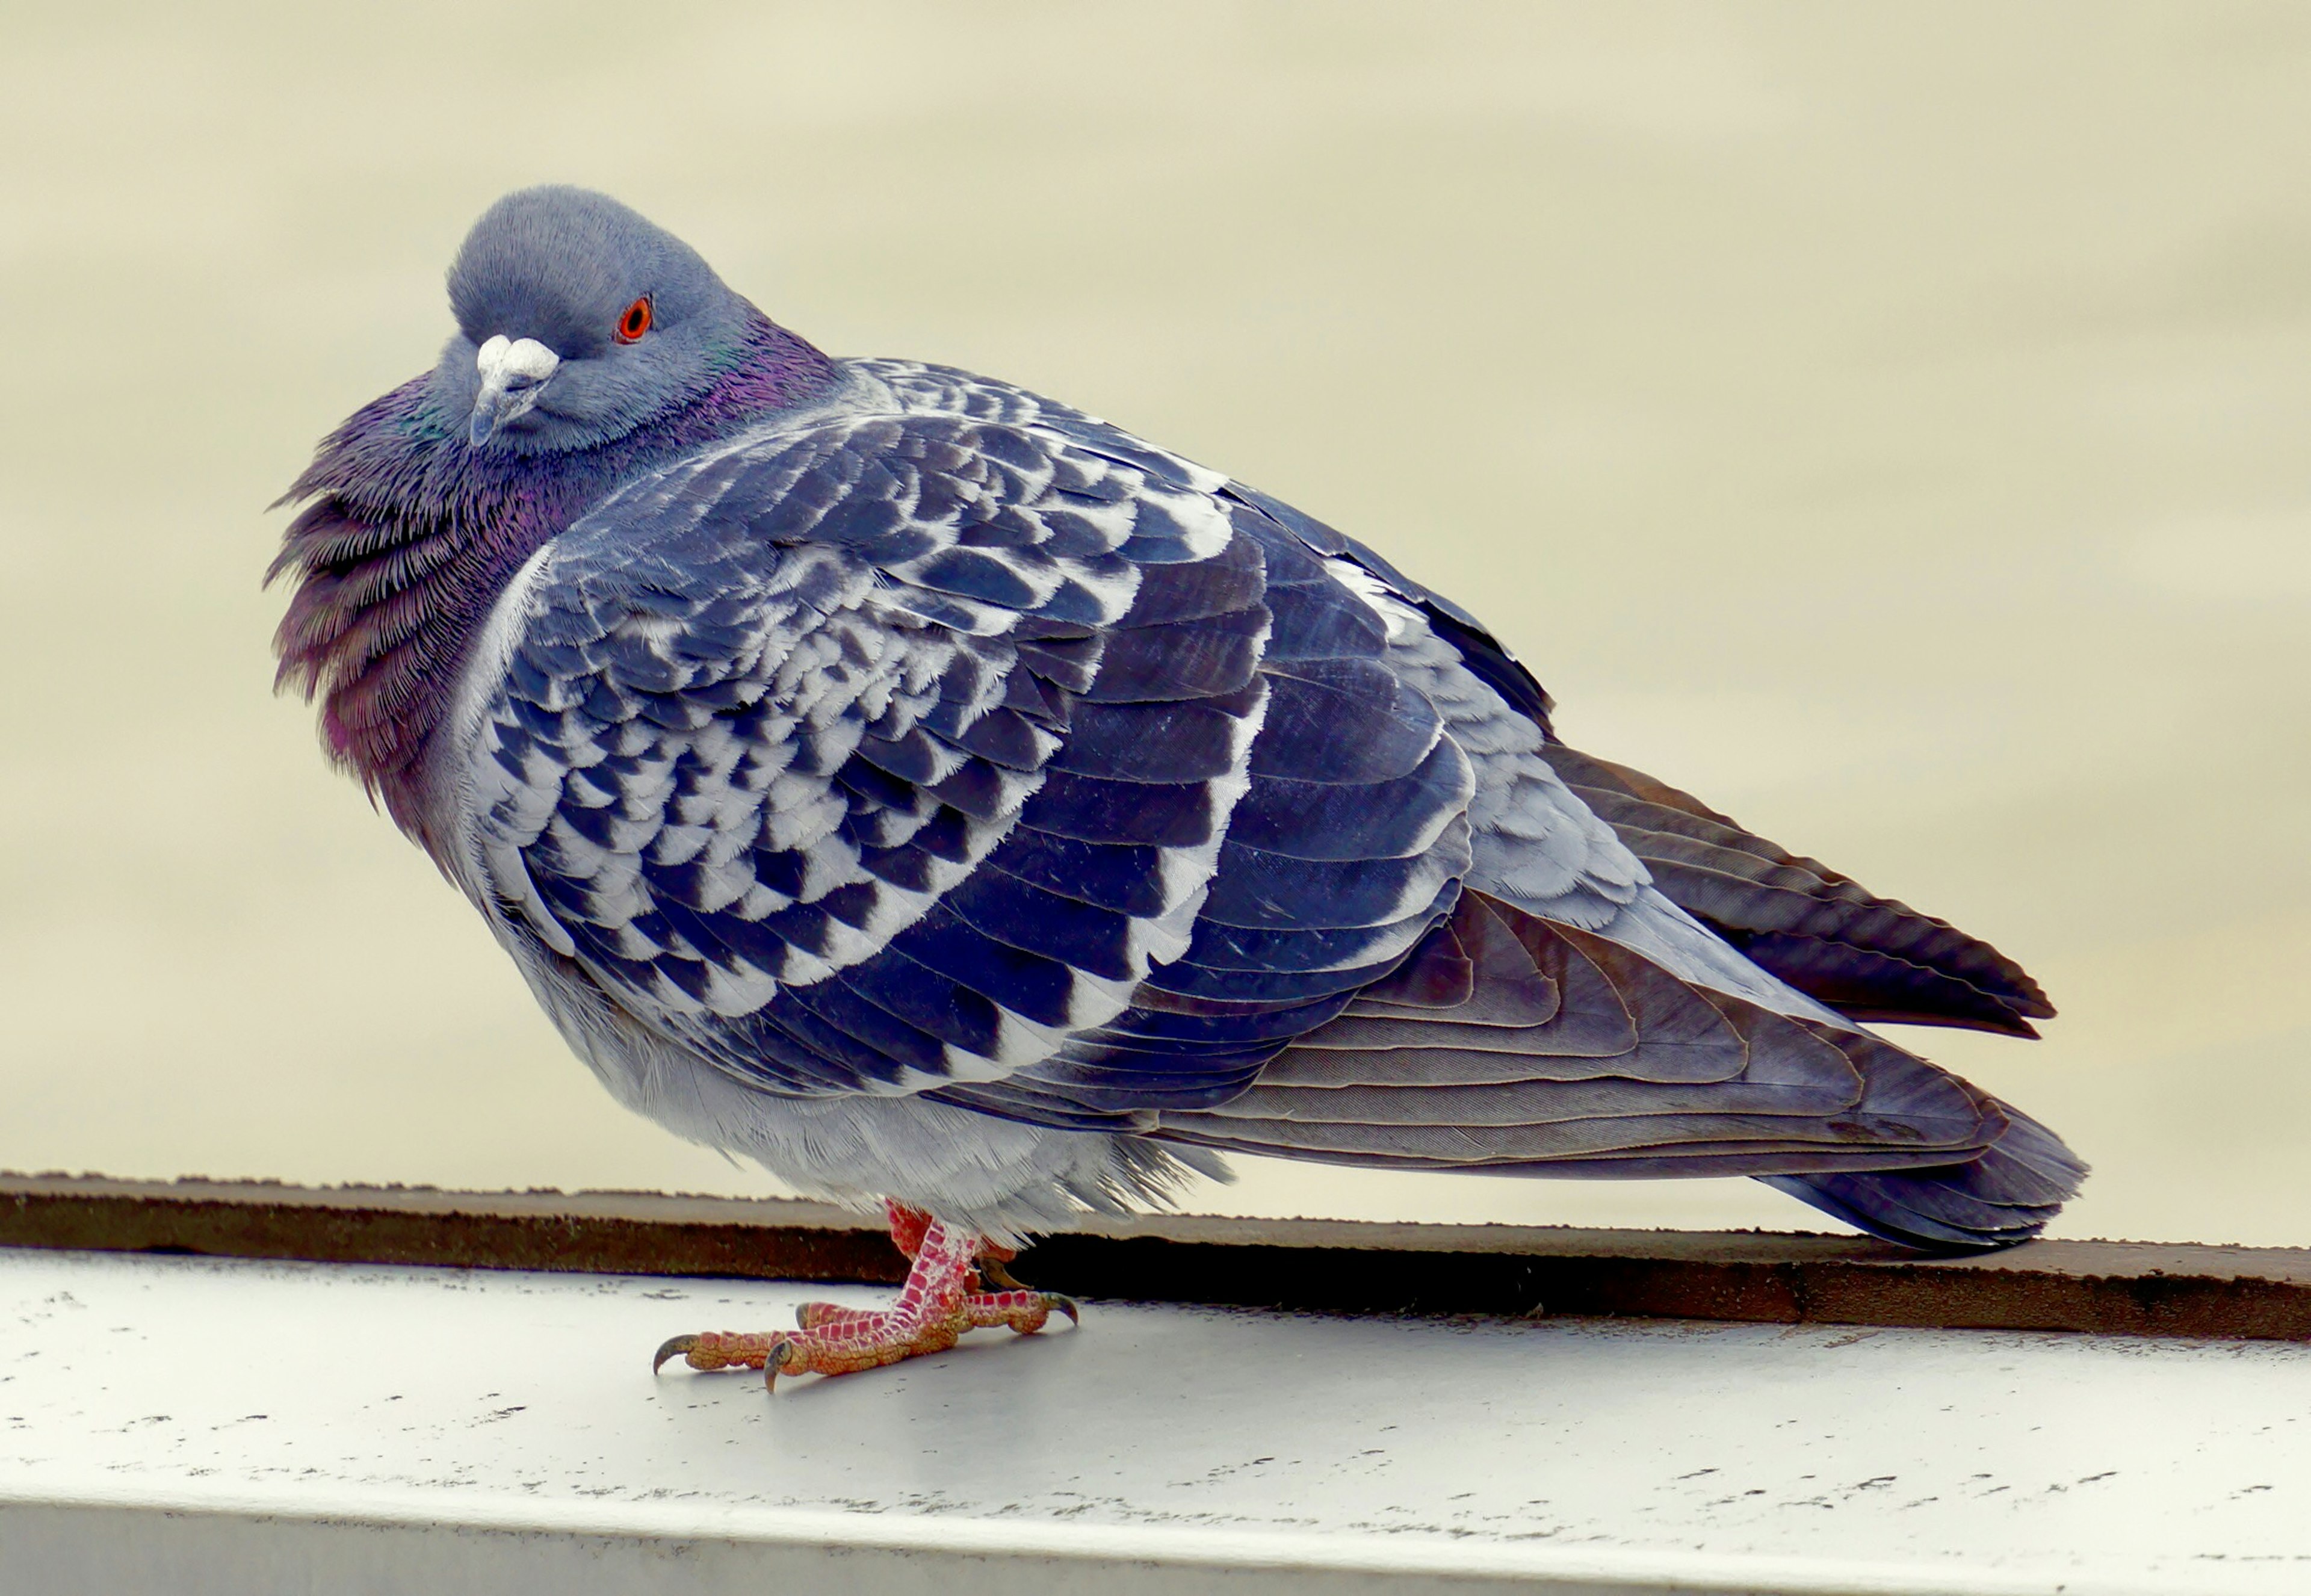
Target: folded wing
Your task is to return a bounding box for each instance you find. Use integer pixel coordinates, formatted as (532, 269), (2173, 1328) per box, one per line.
(1155, 890), (2079, 1247)
(463, 405), (1272, 1098)
(1265, 492), (2058, 1039)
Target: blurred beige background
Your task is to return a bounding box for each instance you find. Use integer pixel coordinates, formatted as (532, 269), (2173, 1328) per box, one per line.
(2, 2), (2306, 1243)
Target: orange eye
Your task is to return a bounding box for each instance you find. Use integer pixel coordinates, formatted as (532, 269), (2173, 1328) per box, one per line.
(614, 296), (654, 343)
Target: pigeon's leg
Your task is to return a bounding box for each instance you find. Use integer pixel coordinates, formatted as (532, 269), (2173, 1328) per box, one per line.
(883, 1198), (933, 1258)
(796, 1202), (1069, 1334)
(651, 1204), (1078, 1388)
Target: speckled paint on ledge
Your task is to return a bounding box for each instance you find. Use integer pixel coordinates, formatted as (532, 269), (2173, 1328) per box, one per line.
(1, 1249), (2307, 1593)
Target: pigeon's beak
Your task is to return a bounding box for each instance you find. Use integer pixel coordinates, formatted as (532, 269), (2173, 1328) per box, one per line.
(469, 335), (562, 447)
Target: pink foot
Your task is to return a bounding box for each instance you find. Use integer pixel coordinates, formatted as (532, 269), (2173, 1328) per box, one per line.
(651, 1204), (1078, 1389)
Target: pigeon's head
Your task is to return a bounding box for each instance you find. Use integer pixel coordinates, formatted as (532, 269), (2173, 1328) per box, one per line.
(435, 186), (753, 454)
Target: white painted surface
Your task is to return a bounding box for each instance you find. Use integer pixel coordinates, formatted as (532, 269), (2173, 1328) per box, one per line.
(0, 1249), (2306, 1595)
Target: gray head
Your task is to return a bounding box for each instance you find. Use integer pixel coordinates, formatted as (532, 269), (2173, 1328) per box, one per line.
(435, 186), (752, 454)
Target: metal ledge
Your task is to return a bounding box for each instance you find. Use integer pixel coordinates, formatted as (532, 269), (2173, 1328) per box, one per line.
(3, 1172), (2307, 1340)
(15, 1246), (2309, 1595)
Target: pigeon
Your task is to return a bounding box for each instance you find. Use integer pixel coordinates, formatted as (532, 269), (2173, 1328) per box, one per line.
(271, 186), (2083, 1387)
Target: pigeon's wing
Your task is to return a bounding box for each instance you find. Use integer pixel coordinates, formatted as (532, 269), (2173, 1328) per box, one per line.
(1154, 887), (2077, 1247)
(462, 408), (1281, 1099)
(1219, 482), (1561, 734)
(1227, 481), (2055, 1038)
(863, 450), (2043, 1219)
(1156, 888), (2002, 1174)
(1165, 886), (1996, 1173)
(918, 495), (1494, 1130)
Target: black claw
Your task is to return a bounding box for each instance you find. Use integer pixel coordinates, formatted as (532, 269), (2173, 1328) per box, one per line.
(764, 1339), (796, 1393)
(980, 1257), (1027, 1291)
(1047, 1294), (1081, 1326)
(652, 1334), (699, 1375)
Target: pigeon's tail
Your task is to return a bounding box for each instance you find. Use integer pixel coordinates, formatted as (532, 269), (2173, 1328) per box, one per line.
(1759, 1105), (2086, 1252)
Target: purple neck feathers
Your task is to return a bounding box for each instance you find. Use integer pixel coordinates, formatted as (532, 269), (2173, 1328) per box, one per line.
(270, 312), (838, 853)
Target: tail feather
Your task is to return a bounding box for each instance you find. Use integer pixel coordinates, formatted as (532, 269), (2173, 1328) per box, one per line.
(1760, 1106), (2085, 1251)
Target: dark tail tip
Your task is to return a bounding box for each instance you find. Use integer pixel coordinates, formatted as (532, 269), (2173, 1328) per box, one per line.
(1760, 1106), (2088, 1253)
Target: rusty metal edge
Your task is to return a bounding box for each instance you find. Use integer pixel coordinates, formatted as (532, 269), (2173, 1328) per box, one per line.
(2, 1172), (2307, 1341)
